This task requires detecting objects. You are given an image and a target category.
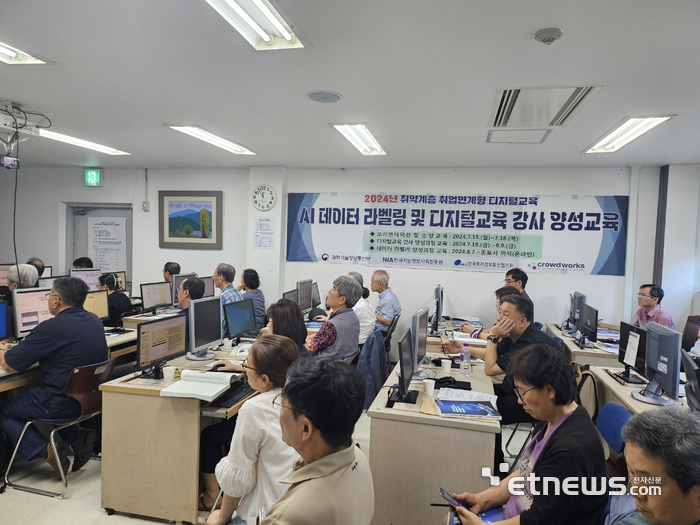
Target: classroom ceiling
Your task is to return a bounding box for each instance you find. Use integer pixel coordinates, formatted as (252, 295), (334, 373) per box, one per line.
(2, 0), (700, 170)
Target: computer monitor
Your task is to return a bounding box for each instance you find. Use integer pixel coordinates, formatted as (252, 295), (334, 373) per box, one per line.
(0, 263), (14, 287)
(38, 275), (68, 289)
(70, 268), (102, 291)
(411, 307), (430, 379)
(311, 282), (321, 309)
(282, 289), (298, 304)
(579, 303), (598, 344)
(112, 271), (127, 291)
(632, 322), (681, 406)
(83, 290), (109, 320)
(187, 296), (222, 360)
(389, 328), (418, 405)
(296, 279), (313, 314)
(571, 292), (587, 331)
(136, 315), (187, 379)
(171, 273), (197, 305)
(140, 281), (173, 311)
(41, 266), (52, 278)
(0, 302), (7, 338)
(681, 349), (700, 411)
(223, 299), (256, 342)
(200, 276), (215, 298)
(12, 287), (54, 338)
(615, 322), (647, 384)
(429, 284), (443, 337)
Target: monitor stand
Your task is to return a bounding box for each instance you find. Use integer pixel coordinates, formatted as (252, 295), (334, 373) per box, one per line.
(575, 334), (595, 349)
(389, 389), (419, 405)
(412, 370), (429, 380)
(614, 365), (646, 385)
(186, 348), (217, 361)
(631, 379), (674, 406)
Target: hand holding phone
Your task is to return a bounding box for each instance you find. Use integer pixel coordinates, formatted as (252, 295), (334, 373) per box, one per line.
(439, 488), (466, 509)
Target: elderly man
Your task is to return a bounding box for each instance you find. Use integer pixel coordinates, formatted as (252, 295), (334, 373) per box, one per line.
(305, 276), (361, 360)
(162, 261), (181, 283)
(8, 263), (39, 296)
(262, 358), (373, 525)
(0, 277), (108, 477)
(26, 257), (45, 281)
(370, 270), (401, 350)
(213, 263), (242, 337)
(616, 407), (700, 525)
(600, 284), (674, 331)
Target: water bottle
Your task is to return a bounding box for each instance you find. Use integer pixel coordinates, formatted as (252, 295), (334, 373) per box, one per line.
(460, 344), (471, 377)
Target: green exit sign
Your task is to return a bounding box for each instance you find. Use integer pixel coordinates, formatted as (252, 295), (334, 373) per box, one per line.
(85, 169), (103, 187)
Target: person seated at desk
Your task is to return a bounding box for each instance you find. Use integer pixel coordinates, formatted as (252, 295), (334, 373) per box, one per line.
(505, 267), (532, 303)
(26, 257), (45, 285)
(348, 271), (375, 348)
(236, 268), (266, 334)
(459, 286), (521, 337)
(72, 256), (93, 269)
(178, 277), (205, 343)
(371, 269), (401, 350)
(266, 299), (308, 358)
(4, 264), (39, 306)
(305, 276), (361, 360)
(214, 263), (243, 336)
(162, 261), (180, 283)
(260, 358), (373, 525)
(0, 277), (109, 477)
(614, 407), (700, 525)
(450, 344), (607, 525)
(98, 273), (132, 327)
(599, 284), (675, 331)
(202, 335), (299, 523)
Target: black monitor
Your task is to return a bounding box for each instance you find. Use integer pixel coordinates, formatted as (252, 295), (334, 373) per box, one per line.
(140, 281), (173, 311)
(69, 268), (102, 291)
(41, 266), (52, 278)
(12, 288), (54, 338)
(632, 322), (681, 406)
(389, 328), (419, 405)
(615, 322), (647, 384)
(0, 301), (7, 338)
(578, 303), (598, 344)
(296, 279), (313, 314)
(187, 296), (221, 360)
(200, 276), (215, 298)
(570, 292), (587, 331)
(83, 290), (109, 321)
(311, 282), (321, 308)
(223, 298), (256, 342)
(411, 307), (429, 379)
(429, 285), (443, 337)
(136, 315), (187, 379)
(171, 273), (197, 305)
(681, 349), (700, 411)
(282, 289), (298, 304)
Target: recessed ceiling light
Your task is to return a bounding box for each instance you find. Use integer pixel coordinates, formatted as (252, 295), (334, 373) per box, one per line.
(308, 91), (342, 103)
(205, 0), (303, 50)
(333, 124), (386, 156)
(169, 125), (256, 155)
(38, 129), (130, 155)
(0, 41), (45, 65)
(585, 116), (674, 153)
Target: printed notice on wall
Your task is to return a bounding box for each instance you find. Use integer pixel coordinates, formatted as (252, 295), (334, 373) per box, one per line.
(254, 217), (275, 250)
(88, 218), (127, 272)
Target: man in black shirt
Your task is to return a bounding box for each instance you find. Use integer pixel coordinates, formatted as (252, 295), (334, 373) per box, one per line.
(0, 277), (108, 477)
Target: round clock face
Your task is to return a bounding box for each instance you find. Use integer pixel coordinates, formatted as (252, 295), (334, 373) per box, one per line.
(252, 184), (276, 211)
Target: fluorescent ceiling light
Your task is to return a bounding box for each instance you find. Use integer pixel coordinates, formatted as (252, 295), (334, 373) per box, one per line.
(38, 129), (130, 155)
(585, 116), (674, 153)
(205, 0), (303, 50)
(333, 124), (386, 156)
(169, 126), (256, 155)
(0, 41), (45, 65)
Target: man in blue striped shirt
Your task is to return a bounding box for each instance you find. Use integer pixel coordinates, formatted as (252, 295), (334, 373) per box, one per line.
(371, 270), (401, 351)
(213, 263), (242, 337)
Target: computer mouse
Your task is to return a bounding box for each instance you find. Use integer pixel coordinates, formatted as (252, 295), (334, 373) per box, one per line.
(211, 363), (226, 372)
(436, 376), (456, 386)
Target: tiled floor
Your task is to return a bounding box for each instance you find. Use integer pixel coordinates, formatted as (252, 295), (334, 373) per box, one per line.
(2, 414), (520, 525)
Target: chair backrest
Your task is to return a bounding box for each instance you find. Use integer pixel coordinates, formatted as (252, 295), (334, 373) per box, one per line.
(384, 313), (401, 341)
(120, 308), (141, 320)
(552, 336), (563, 346)
(574, 363), (600, 422)
(682, 316), (700, 351)
(64, 359), (116, 419)
(596, 402), (632, 454)
(343, 350), (360, 365)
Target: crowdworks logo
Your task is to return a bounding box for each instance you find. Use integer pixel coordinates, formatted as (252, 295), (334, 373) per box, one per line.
(321, 253), (329, 261)
(527, 262), (538, 270)
(481, 464), (660, 497)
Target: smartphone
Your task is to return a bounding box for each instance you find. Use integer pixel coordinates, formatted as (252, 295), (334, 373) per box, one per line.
(439, 488), (465, 509)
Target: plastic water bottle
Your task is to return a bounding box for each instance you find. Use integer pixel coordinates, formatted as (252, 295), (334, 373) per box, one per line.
(460, 345), (471, 377)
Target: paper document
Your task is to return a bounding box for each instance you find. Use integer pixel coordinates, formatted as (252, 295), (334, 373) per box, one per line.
(623, 332), (640, 366)
(437, 387), (497, 406)
(450, 332), (487, 346)
(160, 370), (239, 402)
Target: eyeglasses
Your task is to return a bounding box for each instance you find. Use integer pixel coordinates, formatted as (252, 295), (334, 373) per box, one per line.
(272, 393), (316, 425)
(241, 358), (256, 372)
(504, 279), (518, 284)
(637, 293), (653, 298)
(513, 385), (537, 402)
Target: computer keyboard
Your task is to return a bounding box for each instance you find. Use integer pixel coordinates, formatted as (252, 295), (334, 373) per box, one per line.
(209, 382), (256, 408)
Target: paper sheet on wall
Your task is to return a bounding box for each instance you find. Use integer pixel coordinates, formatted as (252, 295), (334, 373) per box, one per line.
(88, 218), (127, 272)
(254, 217), (275, 250)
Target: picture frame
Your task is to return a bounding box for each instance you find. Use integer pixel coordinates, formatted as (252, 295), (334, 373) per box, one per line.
(158, 190), (223, 250)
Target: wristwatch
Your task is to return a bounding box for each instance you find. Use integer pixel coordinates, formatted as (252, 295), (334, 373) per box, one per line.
(487, 335), (500, 344)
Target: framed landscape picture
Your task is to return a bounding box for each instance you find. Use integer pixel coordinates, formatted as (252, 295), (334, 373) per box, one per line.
(158, 190), (223, 250)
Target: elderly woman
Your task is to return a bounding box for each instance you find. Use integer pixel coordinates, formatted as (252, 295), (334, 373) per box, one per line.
(453, 344), (608, 525)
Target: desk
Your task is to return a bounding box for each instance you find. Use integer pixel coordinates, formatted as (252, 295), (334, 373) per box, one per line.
(589, 365), (684, 415)
(100, 351), (254, 523)
(105, 329), (137, 359)
(121, 313), (179, 331)
(546, 323), (618, 367)
(367, 354), (499, 525)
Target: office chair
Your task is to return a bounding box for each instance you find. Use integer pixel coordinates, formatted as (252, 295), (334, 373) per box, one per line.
(4, 358), (116, 498)
(596, 402), (632, 479)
